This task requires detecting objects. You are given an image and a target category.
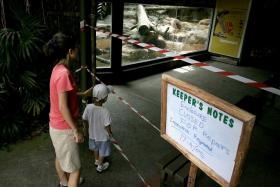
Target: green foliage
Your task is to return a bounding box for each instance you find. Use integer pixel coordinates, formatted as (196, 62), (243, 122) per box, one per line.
(0, 15), (49, 146)
(97, 3), (111, 20)
(1, 113), (24, 145)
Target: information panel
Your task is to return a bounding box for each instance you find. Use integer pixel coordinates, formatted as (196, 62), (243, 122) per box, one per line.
(161, 74), (255, 186)
(209, 0), (252, 58)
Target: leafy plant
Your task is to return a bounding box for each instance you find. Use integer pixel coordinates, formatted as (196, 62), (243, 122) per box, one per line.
(0, 15), (49, 146)
(0, 113), (24, 146)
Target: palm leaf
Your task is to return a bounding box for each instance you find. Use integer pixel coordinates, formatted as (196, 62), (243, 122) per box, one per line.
(0, 12), (48, 146)
(22, 93), (48, 116)
(19, 71), (38, 89)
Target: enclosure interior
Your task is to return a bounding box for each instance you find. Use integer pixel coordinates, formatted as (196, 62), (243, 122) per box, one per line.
(92, 0), (215, 82)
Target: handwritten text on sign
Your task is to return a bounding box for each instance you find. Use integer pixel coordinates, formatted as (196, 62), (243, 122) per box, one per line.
(166, 84), (243, 182)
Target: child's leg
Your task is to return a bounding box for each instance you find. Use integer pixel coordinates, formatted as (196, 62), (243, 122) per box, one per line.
(98, 140), (110, 165)
(96, 154), (109, 173)
(94, 150), (100, 165)
(96, 141), (110, 173)
(89, 139), (100, 166)
(97, 155), (105, 165)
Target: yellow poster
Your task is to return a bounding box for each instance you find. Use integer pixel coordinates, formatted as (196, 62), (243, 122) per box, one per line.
(209, 0), (251, 58)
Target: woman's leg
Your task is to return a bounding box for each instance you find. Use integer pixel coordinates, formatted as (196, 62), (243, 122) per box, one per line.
(55, 158), (68, 185)
(68, 169), (80, 187)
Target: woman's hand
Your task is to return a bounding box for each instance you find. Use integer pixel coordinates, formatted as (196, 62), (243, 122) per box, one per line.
(73, 129), (84, 143)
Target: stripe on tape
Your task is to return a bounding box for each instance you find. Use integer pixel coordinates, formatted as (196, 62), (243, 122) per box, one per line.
(228, 75), (256, 84)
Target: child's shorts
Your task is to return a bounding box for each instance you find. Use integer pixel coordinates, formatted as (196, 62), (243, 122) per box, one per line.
(89, 139), (111, 157)
(50, 126), (81, 173)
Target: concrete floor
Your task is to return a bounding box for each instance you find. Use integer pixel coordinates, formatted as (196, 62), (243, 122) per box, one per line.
(0, 61), (279, 187)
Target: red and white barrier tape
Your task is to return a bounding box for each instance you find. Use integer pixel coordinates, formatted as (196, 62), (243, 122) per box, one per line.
(114, 95), (160, 132)
(84, 67), (160, 132)
(75, 65), (87, 73)
(85, 24), (280, 97)
(110, 137), (150, 187)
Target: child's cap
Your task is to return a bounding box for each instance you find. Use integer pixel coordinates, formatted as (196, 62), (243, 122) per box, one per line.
(92, 84), (113, 101)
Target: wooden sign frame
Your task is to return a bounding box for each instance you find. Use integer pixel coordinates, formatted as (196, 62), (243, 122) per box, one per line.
(161, 74), (255, 187)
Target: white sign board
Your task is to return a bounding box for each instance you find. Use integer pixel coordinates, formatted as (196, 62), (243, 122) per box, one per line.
(161, 74), (255, 187)
(166, 83), (242, 182)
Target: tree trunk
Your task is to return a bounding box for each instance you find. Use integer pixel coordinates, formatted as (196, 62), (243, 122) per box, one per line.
(136, 4), (166, 48)
(137, 4), (153, 35)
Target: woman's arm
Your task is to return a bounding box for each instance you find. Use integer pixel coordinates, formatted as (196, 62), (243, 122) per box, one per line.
(59, 91), (84, 142)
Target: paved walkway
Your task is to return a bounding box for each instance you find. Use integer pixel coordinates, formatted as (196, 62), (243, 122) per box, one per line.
(0, 61), (279, 186)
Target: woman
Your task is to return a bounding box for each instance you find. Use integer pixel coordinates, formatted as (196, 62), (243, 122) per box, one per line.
(44, 32), (84, 187)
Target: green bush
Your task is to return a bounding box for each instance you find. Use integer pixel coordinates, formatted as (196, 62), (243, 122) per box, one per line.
(0, 15), (49, 147)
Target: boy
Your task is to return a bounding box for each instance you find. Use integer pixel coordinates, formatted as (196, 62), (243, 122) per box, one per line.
(82, 84), (113, 173)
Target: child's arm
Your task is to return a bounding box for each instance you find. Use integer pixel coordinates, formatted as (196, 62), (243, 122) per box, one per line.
(105, 125), (112, 137)
(77, 87), (93, 97)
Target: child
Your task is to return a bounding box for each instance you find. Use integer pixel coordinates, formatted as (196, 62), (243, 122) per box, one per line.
(82, 84), (113, 173)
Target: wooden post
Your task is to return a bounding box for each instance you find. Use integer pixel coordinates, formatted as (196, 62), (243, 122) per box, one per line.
(80, 0), (91, 91)
(111, 1), (123, 74)
(90, 0), (97, 86)
(187, 162), (198, 187)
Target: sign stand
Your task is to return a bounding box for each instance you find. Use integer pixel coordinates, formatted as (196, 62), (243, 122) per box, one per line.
(187, 163), (198, 187)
